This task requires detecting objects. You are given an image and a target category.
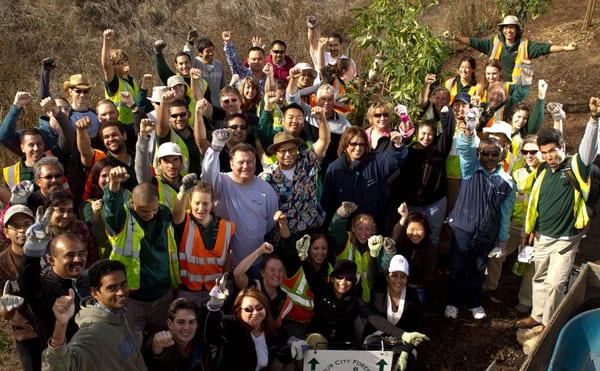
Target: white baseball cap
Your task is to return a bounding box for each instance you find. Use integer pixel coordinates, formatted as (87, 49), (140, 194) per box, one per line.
(483, 121), (513, 142)
(147, 86), (169, 103)
(388, 255), (410, 275)
(4, 205), (34, 227)
(156, 142), (183, 159)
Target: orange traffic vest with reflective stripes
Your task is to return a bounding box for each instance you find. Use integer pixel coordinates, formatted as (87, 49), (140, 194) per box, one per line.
(281, 268), (315, 323)
(178, 216), (235, 291)
(490, 36), (529, 84)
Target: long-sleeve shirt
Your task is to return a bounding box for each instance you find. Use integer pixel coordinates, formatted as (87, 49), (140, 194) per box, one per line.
(201, 147), (278, 265)
(223, 42), (266, 93)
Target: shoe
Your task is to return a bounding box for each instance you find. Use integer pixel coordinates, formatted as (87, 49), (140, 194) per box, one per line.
(469, 306), (487, 320)
(516, 316), (541, 329)
(444, 305), (458, 319)
(515, 303), (532, 314)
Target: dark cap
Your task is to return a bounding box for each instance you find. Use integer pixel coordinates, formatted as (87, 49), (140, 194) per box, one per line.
(453, 92), (471, 105)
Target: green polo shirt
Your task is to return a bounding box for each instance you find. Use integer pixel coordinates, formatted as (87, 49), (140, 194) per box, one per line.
(536, 157), (591, 237)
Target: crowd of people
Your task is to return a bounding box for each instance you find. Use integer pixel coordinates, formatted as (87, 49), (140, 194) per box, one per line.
(0, 12), (597, 371)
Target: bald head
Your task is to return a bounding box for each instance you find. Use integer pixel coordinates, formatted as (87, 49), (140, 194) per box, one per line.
(48, 233), (87, 279)
(131, 183), (160, 222)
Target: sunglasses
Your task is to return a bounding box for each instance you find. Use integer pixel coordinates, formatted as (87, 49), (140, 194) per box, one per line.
(39, 173), (63, 180)
(373, 112), (389, 118)
(221, 98), (238, 105)
(480, 151), (500, 157)
(170, 112), (187, 119)
(272, 50), (286, 54)
(241, 305), (265, 313)
(348, 142), (367, 147)
(74, 89), (89, 94)
(521, 149), (539, 155)
(228, 124), (247, 130)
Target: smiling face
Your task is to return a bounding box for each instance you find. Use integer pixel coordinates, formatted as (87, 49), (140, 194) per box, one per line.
(98, 165), (112, 189)
(328, 37), (342, 58)
(97, 102), (118, 124)
(50, 236), (88, 279)
(159, 155), (182, 181)
(50, 201), (75, 230)
(230, 150), (256, 184)
(220, 93), (241, 115)
(369, 109), (390, 131)
(36, 164), (64, 196)
(298, 70), (316, 89)
(479, 143), (502, 172)
(458, 61), (473, 82)
(4, 213), (34, 247)
(431, 90), (450, 111)
(417, 124), (436, 148)
(502, 25), (519, 43)
(92, 270), (128, 311)
(345, 135), (367, 161)
(406, 221), (426, 244)
(199, 46), (215, 64)
(226, 116), (248, 144)
(274, 142), (299, 170)
(352, 217), (376, 244)
(169, 105), (189, 132)
(242, 81), (259, 101)
(309, 237), (328, 266)
(101, 126), (126, 154)
(247, 50), (265, 73)
(511, 109), (529, 130)
(485, 66), (501, 84)
(487, 87), (507, 109)
(387, 271), (407, 295)
(167, 308), (198, 346)
(175, 55), (191, 76)
(21, 133), (45, 164)
(190, 190), (213, 225)
(270, 42), (286, 64)
(333, 275), (354, 296)
(261, 258), (284, 289)
(283, 108), (304, 137)
(239, 296), (266, 331)
(522, 142), (541, 168)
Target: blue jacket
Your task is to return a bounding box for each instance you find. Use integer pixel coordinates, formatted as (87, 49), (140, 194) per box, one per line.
(448, 133), (515, 244)
(0, 105), (59, 155)
(323, 145), (407, 229)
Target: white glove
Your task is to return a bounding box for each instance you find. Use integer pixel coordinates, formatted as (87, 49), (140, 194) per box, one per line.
(296, 235), (310, 261)
(336, 201), (358, 218)
(0, 281), (24, 312)
(290, 339), (309, 360)
(10, 181), (33, 205)
(547, 102), (566, 121)
(401, 331), (429, 346)
(488, 241), (508, 258)
(383, 237), (396, 255)
(465, 108), (480, 132)
(23, 207), (51, 258)
(397, 351), (409, 371)
(211, 129), (231, 151)
(207, 273), (229, 311)
(368, 235), (384, 258)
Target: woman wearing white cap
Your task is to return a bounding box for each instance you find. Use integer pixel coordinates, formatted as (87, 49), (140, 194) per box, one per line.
(364, 254), (428, 370)
(448, 15), (577, 83)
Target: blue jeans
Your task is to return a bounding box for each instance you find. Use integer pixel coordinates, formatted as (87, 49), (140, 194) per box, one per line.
(447, 227), (492, 309)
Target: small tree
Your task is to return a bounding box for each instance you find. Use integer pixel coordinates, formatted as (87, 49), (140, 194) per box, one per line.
(346, 0), (448, 126)
(494, 0), (551, 22)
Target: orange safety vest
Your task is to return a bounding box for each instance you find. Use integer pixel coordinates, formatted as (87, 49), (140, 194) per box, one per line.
(489, 36), (529, 84)
(485, 107), (505, 128)
(280, 268), (315, 323)
(178, 216), (235, 291)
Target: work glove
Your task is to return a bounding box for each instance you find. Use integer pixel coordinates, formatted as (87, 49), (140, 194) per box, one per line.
(23, 207), (51, 258)
(368, 235), (384, 258)
(211, 129), (231, 151)
(154, 39), (166, 54)
(10, 181), (33, 205)
(0, 281), (24, 313)
(187, 28), (198, 44)
(336, 201), (358, 219)
(180, 173), (198, 193)
(488, 240), (508, 258)
(42, 57), (56, 71)
(289, 338), (309, 360)
(383, 237), (396, 255)
(401, 331), (429, 346)
(547, 102), (565, 121)
(465, 108), (480, 132)
(296, 235), (311, 261)
(207, 273), (229, 311)
(397, 351), (410, 371)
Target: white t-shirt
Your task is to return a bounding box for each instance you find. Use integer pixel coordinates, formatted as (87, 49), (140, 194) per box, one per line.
(387, 288), (406, 325)
(281, 167), (295, 181)
(252, 332), (269, 371)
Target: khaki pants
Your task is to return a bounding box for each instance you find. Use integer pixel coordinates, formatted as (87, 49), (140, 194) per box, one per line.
(127, 289), (174, 335)
(531, 233), (582, 325)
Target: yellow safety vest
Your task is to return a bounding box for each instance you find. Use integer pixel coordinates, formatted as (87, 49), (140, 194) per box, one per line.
(3, 161), (22, 189)
(445, 77), (477, 103)
(510, 162), (536, 225)
(156, 177), (178, 210)
(446, 131), (462, 180)
(525, 156), (590, 234)
(479, 82), (512, 104)
(107, 206), (180, 290)
(104, 76), (140, 125)
(336, 232), (371, 303)
(490, 36), (529, 84)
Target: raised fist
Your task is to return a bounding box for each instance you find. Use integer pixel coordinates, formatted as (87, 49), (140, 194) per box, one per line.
(152, 330), (174, 354)
(103, 29), (115, 40)
(187, 28), (199, 44)
(75, 116), (92, 131)
(307, 16), (317, 29)
(222, 31), (232, 43)
(42, 58), (56, 71)
(154, 39), (166, 54)
(180, 173), (198, 193)
(336, 201), (358, 218)
(13, 91), (32, 109)
(109, 166), (130, 185)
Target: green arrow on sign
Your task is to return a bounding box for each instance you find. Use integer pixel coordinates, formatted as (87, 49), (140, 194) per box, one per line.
(376, 358), (388, 371)
(308, 358), (319, 371)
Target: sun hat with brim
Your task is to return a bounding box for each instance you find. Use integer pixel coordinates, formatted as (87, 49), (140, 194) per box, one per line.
(167, 75), (186, 88)
(267, 132), (302, 156)
(4, 205), (34, 227)
(498, 15), (521, 29)
(483, 120), (513, 142)
(147, 86), (169, 103)
(388, 254), (410, 276)
(63, 74), (92, 91)
(157, 142), (183, 159)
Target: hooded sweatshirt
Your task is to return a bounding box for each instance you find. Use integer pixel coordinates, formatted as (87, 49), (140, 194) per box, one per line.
(42, 299), (146, 371)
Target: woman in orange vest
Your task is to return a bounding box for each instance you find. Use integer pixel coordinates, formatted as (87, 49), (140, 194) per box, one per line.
(172, 174), (236, 307)
(276, 231), (335, 337)
(444, 56), (477, 103)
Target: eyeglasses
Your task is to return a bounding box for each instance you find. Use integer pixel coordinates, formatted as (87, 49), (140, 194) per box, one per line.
(228, 124), (247, 130)
(170, 112), (187, 119)
(373, 112), (389, 118)
(272, 50), (285, 54)
(479, 151), (500, 157)
(6, 221), (33, 231)
(241, 305), (265, 313)
(39, 173), (63, 180)
(74, 89), (89, 95)
(521, 149), (539, 155)
(276, 148), (298, 155)
(348, 142), (367, 147)
(221, 98), (238, 105)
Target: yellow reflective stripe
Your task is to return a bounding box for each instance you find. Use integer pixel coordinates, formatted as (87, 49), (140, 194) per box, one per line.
(490, 36), (502, 60)
(3, 162), (19, 188)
